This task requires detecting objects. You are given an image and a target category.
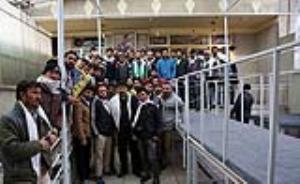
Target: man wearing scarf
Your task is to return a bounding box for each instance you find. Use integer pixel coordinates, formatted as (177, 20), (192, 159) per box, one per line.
(0, 80), (58, 184)
(109, 83), (140, 177)
(132, 50), (149, 80)
(133, 87), (162, 184)
(37, 58), (63, 129)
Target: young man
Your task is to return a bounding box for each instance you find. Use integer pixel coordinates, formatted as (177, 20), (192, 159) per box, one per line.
(109, 83), (140, 177)
(0, 80), (58, 184)
(133, 87), (162, 184)
(91, 84), (116, 184)
(72, 85), (94, 184)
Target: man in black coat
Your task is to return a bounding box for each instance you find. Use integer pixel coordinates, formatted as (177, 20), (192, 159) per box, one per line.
(133, 87), (162, 184)
(230, 84), (254, 124)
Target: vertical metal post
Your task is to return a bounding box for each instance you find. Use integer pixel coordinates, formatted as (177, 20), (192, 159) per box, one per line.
(222, 0), (230, 166)
(267, 50), (280, 184)
(206, 81), (210, 110)
(175, 79), (179, 129)
(240, 80), (244, 124)
(185, 75), (191, 183)
(260, 74), (265, 128)
(200, 72), (205, 143)
(96, 0), (102, 55)
(57, 0), (70, 184)
(192, 148), (197, 184)
(214, 81), (218, 113)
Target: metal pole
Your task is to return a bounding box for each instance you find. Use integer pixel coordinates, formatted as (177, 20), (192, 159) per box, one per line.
(175, 79), (179, 129)
(214, 81), (218, 113)
(96, 0), (102, 55)
(206, 82), (210, 110)
(185, 75), (191, 183)
(200, 73), (205, 143)
(192, 148), (197, 184)
(260, 74), (265, 128)
(267, 50), (280, 184)
(222, 0), (230, 166)
(57, 0), (70, 184)
(240, 80), (244, 124)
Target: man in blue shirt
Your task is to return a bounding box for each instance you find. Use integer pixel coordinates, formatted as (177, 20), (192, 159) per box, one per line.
(156, 49), (176, 80)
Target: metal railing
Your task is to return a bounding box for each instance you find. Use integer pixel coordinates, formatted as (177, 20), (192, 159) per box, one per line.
(174, 39), (300, 184)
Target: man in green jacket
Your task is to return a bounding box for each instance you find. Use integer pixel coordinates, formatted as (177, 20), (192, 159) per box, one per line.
(0, 80), (58, 184)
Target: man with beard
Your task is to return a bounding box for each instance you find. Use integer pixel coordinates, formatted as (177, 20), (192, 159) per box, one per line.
(0, 80), (58, 184)
(91, 84), (116, 184)
(72, 84), (94, 184)
(133, 87), (162, 184)
(109, 83), (140, 177)
(159, 82), (184, 168)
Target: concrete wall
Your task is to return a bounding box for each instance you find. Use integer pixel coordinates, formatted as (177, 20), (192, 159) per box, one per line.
(0, 0), (52, 86)
(0, 87), (15, 117)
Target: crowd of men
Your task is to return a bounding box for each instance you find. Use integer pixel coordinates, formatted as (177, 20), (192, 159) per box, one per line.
(0, 45), (249, 184)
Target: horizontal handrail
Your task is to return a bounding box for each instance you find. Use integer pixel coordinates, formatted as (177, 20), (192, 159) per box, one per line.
(188, 136), (248, 184)
(176, 40), (300, 80)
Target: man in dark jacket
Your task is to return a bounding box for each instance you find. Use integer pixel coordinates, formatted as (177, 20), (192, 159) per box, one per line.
(91, 84), (116, 184)
(0, 80), (58, 184)
(133, 87), (162, 184)
(115, 52), (131, 84)
(230, 84), (254, 124)
(176, 50), (189, 77)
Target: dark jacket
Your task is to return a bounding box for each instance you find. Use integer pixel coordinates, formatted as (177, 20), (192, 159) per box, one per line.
(92, 98), (116, 136)
(105, 60), (116, 83)
(230, 91), (254, 123)
(0, 103), (52, 184)
(133, 103), (162, 139)
(176, 58), (189, 77)
(115, 63), (131, 83)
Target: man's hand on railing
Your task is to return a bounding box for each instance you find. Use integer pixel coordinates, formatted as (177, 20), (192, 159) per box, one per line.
(39, 137), (52, 151)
